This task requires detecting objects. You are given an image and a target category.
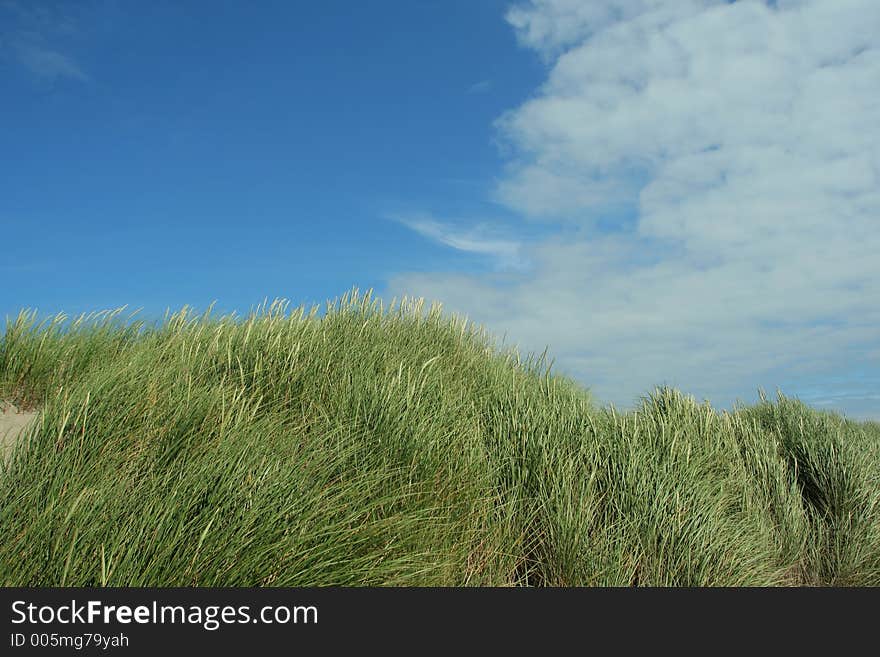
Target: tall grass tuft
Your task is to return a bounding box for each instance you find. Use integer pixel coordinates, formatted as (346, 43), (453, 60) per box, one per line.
(1, 289), (878, 586)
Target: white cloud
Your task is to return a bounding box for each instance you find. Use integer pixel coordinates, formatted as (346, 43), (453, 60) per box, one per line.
(505, 0), (722, 61)
(15, 43), (87, 81)
(468, 79), (492, 94)
(388, 0), (880, 417)
(391, 214), (527, 271)
(1, 1), (87, 82)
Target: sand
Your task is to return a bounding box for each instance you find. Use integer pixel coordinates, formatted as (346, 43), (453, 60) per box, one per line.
(1, 401), (38, 461)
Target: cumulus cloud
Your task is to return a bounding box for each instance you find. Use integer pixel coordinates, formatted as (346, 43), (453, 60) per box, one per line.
(388, 0), (880, 417)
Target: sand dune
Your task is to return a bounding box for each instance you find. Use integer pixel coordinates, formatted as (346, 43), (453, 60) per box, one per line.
(1, 402), (37, 461)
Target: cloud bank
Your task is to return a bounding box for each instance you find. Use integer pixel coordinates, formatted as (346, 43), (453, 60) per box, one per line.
(389, 0), (880, 417)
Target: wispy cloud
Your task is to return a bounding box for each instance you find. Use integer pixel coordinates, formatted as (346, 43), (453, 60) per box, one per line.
(389, 0), (880, 419)
(14, 42), (87, 81)
(0, 262), (52, 274)
(1, 1), (88, 82)
(390, 213), (527, 270)
(468, 79), (492, 94)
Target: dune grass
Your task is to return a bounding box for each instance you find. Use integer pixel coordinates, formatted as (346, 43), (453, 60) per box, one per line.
(1, 289), (878, 586)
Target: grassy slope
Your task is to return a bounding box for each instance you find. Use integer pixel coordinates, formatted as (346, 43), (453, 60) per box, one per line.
(1, 290), (878, 586)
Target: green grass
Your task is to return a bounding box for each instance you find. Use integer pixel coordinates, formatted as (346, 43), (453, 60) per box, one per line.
(1, 289), (878, 586)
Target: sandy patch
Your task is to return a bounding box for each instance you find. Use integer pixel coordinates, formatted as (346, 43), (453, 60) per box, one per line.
(1, 401), (38, 461)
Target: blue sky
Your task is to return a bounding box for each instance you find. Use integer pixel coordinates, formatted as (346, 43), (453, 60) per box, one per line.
(2, 1), (878, 421)
(1, 0), (544, 311)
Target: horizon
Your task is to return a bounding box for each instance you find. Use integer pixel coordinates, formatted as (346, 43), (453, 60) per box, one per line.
(2, 0), (878, 421)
